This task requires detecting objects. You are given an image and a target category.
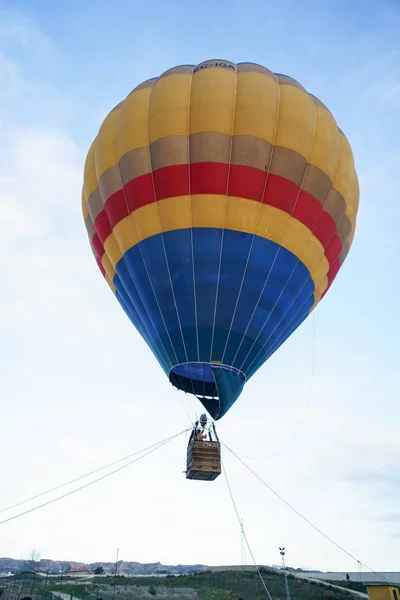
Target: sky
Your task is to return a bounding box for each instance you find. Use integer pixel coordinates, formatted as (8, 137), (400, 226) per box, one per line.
(0, 0), (400, 576)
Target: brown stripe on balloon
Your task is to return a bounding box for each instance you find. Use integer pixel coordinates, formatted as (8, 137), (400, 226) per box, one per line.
(236, 63), (277, 79)
(128, 77), (157, 95)
(159, 65), (194, 78)
(190, 132), (231, 163)
(98, 165), (122, 204)
(150, 136), (188, 170)
(324, 189), (346, 226)
(231, 136), (272, 170)
(269, 147), (307, 187)
(337, 214), (352, 243)
(118, 147), (151, 185)
(88, 230), (99, 261)
(348, 225), (356, 248)
(85, 215), (95, 240)
(339, 240), (350, 263)
(276, 74), (306, 91)
(87, 188), (104, 222)
(302, 164), (332, 206)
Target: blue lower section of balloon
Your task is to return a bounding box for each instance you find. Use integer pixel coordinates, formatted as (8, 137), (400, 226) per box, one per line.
(113, 228), (315, 417)
(211, 365), (245, 419)
(168, 362), (245, 419)
(172, 361), (244, 383)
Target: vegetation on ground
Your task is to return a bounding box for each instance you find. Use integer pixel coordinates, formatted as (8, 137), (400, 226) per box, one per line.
(0, 569), (363, 600)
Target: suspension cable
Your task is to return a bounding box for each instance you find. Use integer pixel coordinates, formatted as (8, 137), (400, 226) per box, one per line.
(222, 441), (392, 584)
(0, 428), (191, 515)
(0, 428), (188, 527)
(231, 312), (316, 462)
(222, 459), (273, 600)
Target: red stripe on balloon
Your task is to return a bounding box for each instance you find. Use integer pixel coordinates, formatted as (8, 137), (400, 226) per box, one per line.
(92, 162), (343, 271)
(96, 256), (106, 276)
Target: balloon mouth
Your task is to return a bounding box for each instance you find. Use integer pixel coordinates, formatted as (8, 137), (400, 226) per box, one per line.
(169, 362), (245, 397)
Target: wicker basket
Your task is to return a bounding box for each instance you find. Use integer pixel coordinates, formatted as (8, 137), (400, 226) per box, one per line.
(186, 439), (221, 481)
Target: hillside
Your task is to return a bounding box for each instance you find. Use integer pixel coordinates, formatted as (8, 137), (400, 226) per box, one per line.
(0, 558), (205, 576)
(0, 568), (357, 600)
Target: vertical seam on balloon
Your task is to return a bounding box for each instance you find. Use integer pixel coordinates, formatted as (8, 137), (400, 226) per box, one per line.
(146, 93), (189, 372)
(109, 179), (174, 373)
(116, 287), (151, 347)
(335, 134), (354, 234)
(90, 205), (170, 373)
(262, 128), (351, 329)
(236, 94), (319, 373)
(89, 140), (171, 373)
(119, 84), (179, 369)
(146, 78), (196, 395)
(208, 66), (238, 365)
(323, 136), (355, 283)
(112, 103), (179, 372)
(220, 72), (281, 366)
(244, 258), (328, 377)
(211, 367), (221, 419)
(234, 90), (318, 372)
(242, 105), (343, 375)
(246, 217), (337, 370)
(115, 278), (159, 356)
(250, 311), (307, 376)
(110, 185), (172, 373)
(188, 67), (201, 368)
(226, 75), (288, 368)
(246, 275), (320, 375)
(183, 68), (200, 396)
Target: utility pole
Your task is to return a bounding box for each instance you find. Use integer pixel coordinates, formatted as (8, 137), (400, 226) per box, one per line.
(240, 519), (246, 566)
(112, 548), (119, 600)
(279, 547), (291, 600)
(30, 572), (36, 596)
(44, 571), (49, 596)
(11, 573), (18, 600)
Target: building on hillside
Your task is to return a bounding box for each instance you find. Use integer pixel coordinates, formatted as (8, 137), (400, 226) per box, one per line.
(295, 572), (400, 585)
(67, 568), (92, 578)
(366, 584), (400, 600)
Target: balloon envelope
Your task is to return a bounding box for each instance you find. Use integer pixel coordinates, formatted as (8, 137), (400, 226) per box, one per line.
(82, 60), (359, 419)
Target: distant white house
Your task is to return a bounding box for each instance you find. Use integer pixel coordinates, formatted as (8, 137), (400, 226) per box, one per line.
(67, 568), (92, 578)
(296, 572), (400, 585)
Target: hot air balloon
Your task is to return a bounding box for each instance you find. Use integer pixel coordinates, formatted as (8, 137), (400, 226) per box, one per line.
(82, 59), (359, 432)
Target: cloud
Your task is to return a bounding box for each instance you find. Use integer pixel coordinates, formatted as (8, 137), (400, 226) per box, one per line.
(374, 513), (400, 523)
(1, 1), (400, 573)
(0, 121), (94, 335)
(0, 28), (110, 342)
(61, 437), (113, 467)
(346, 468), (400, 485)
(0, 128), (82, 239)
(0, 15), (53, 53)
